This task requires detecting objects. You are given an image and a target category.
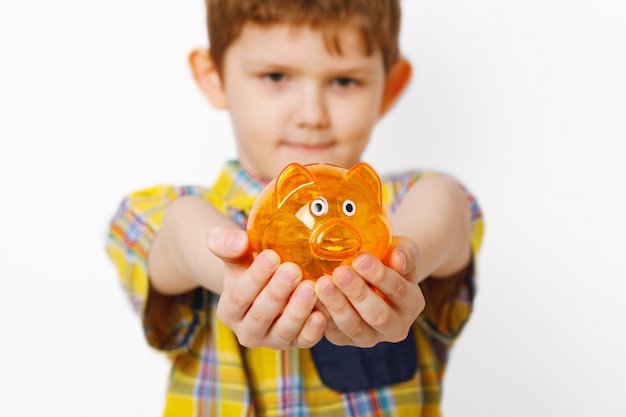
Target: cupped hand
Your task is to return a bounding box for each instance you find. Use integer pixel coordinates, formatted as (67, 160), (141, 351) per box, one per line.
(314, 236), (425, 347)
(207, 227), (326, 349)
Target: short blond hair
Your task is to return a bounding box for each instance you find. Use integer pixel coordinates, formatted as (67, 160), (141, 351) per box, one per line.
(206, 0), (401, 74)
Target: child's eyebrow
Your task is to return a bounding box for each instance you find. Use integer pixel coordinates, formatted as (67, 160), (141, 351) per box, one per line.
(241, 59), (292, 71)
(241, 58), (377, 76)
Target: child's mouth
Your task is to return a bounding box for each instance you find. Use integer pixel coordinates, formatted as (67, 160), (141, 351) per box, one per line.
(281, 142), (335, 152)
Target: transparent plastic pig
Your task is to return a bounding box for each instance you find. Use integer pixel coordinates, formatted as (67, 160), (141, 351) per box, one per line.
(247, 162), (392, 281)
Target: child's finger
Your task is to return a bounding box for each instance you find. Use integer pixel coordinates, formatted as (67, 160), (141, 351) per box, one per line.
(352, 253), (425, 333)
(269, 280), (319, 347)
(207, 227), (249, 260)
(237, 262), (302, 346)
(386, 237), (418, 280)
(315, 273), (375, 344)
(331, 262), (401, 337)
(217, 250), (279, 324)
(295, 310), (327, 348)
(323, 325), (354, 346)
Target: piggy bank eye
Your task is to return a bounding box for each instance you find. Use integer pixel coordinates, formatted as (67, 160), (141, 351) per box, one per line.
(311, 197), (328, 216)
(342, 200), (356, 217)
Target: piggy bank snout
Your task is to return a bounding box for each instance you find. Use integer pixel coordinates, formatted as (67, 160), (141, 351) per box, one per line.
(311, 219), (361, 260)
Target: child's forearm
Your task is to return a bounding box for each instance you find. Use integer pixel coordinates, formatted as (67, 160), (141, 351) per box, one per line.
(391, 175), (472, 282)
(148, 196), (237, 295)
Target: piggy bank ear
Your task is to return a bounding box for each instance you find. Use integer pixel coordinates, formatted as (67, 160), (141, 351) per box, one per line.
(346, 162), (383, 206)
(274, 163), (316, 209)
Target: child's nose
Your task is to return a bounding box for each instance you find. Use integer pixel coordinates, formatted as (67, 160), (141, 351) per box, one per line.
(294, 83), (329, 129)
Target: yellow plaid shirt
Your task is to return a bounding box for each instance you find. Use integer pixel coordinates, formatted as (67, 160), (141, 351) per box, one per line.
(106, 161), (484, 417)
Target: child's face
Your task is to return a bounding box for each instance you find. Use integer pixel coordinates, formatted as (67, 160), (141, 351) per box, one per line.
(219, 24), (388, 179)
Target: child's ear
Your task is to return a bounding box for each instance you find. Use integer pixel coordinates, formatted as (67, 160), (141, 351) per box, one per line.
(379, 58), (412, 116)
(188, 48), (228, 109)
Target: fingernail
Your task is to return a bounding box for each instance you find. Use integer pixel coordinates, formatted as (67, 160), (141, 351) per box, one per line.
(310, 316), (324, 330)
(276, 263), (300, 285)
(295, 283), (315, 303)
(353, 254), (374, 273)
(319, 281), (337, 297)
(259, 251), (279, 271)
(397, 250), (407, 274)
(335, 267), (354, 287)
(227, 232), (245, 253)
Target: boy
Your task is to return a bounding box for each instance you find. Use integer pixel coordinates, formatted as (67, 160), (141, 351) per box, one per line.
(106, 1), (484, 416)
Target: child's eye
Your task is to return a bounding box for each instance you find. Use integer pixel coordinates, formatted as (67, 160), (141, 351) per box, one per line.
(263, 72), (287, 83)
(310, 197), (328, 216)
(332, 77), (359, 88)
(342, 200), (356, 217)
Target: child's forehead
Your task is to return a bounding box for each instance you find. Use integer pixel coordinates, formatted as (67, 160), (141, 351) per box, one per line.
(233, 22), (376, 61)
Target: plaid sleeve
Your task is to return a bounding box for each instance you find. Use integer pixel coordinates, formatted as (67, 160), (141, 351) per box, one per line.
(105, 185), (212, 354)
(383, 171), (485, 345)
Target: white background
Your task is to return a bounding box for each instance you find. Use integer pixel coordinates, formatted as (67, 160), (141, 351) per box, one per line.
(1, 0), (625, 416)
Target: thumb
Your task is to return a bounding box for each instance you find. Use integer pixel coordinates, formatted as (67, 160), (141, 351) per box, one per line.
(387, 236), (418, 280)
(207, 227), (249, 260)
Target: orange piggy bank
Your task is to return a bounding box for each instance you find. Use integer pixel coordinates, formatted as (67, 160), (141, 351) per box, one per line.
(247, 162), (392, 281)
